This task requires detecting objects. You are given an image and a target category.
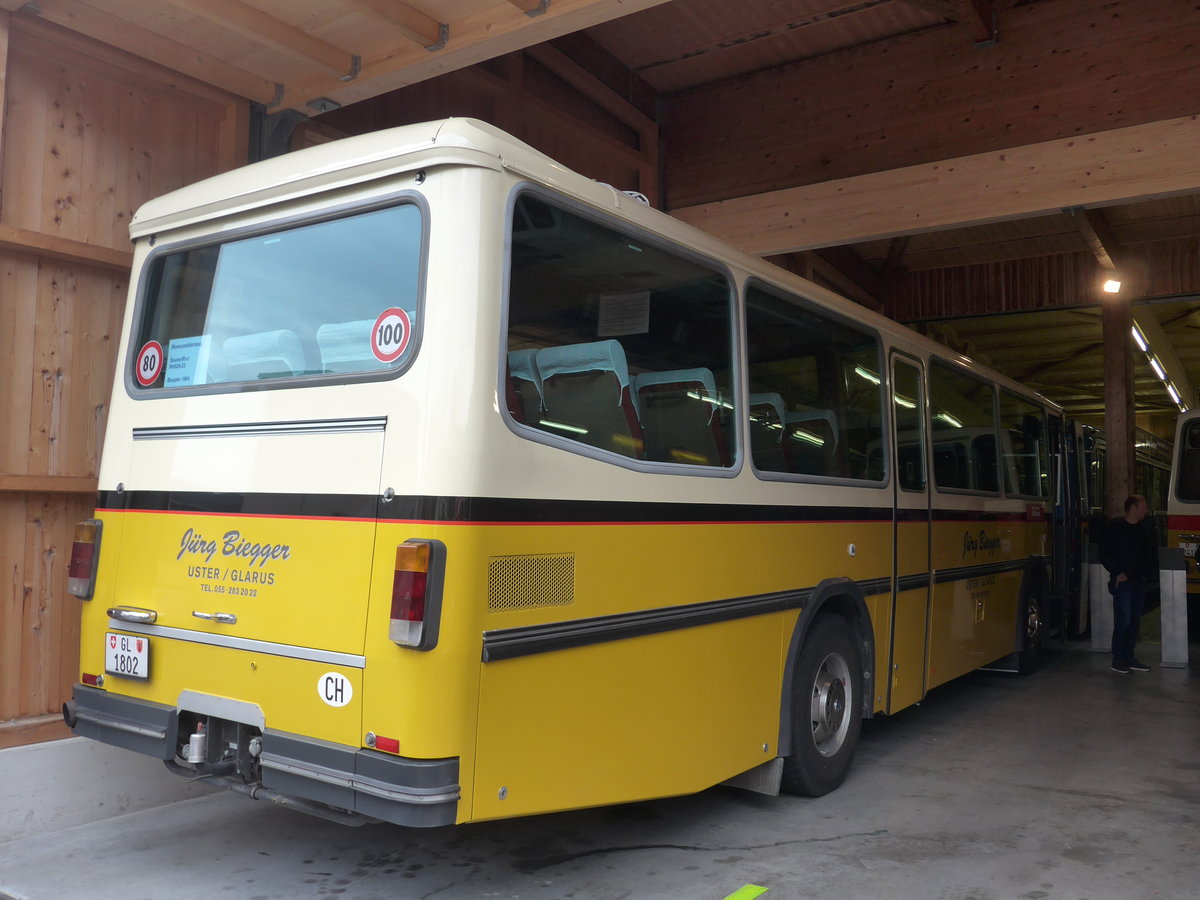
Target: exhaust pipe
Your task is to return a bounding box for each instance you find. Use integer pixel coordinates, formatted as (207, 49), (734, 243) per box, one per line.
(62, 700), (78, 729)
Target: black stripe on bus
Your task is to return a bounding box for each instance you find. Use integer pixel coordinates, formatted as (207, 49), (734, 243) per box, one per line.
(896, 573), (931, 592)
(482, 573), (902, 662)
(482, 587), (813, 662)
(480, 558), (1044, 662)
(932, 509), (1031, 523)
(933, 558), (1032, 584)
(97, 490), (897, 526)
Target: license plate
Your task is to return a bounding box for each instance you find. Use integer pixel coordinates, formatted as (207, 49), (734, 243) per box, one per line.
(1182, 542), (1198, 559)
(105, 632), (149, 679)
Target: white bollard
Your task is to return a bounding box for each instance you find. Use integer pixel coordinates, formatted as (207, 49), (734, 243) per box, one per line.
(1089, 542), (1112, 654)
(1159, 547), (1189, 669)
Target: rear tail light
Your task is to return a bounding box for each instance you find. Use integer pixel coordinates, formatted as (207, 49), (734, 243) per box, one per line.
(68, 519), (103, 599)
(389, 539), (445, 650)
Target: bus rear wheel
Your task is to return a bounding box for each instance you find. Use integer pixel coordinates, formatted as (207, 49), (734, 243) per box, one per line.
(781, 614), (863, 797)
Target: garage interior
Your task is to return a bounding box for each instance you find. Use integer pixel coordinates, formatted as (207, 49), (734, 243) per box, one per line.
(1, 1), (1198, 897)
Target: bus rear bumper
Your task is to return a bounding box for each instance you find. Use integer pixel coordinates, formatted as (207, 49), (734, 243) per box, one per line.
(65, 685), (460, 828)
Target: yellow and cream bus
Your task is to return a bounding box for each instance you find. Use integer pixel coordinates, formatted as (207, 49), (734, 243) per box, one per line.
(64, 119), (1055, 828)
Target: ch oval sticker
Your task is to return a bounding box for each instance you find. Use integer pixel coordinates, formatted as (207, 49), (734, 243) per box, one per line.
(318, 672), (353, 708)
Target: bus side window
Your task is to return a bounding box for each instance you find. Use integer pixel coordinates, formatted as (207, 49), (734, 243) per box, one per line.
(223, 329), (306, 381)
(507, 349), (543, 424)
(317, 319), (382, 374)
(749, 393), (787, 472)
(535, 340), (644, 459)
(633, 368), (729, 467)
(744, 284), (884, 482)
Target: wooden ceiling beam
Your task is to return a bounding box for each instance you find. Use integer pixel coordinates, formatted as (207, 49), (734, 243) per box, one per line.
(163, 0), (357, 78)
(273, 0), (673, 112)
(22, 0), (279, 104)
(337, 0), (447, 50)
(671, 115), (1200, 256)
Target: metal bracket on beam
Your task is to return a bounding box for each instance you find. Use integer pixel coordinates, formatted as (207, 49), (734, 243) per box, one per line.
(340, 55), (361, 83)
(525, 0), (550, 16)
(426, 22), (449, 51)
(306, 97), (342, 114)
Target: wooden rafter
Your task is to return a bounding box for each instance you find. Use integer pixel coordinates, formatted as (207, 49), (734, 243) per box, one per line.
(337, 0), (447, 50)
(272, 0), (673, 113)
(882, 236), (909, 276)
(672, 116), (1200, 256)
(810, 245), (884, 306)
(25, 0), (279, 104)
(951, 0), (995, 43)
(163, 0), (357, 78)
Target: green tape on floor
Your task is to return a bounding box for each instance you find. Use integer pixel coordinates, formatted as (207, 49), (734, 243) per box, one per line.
(721, 885), (768, 900)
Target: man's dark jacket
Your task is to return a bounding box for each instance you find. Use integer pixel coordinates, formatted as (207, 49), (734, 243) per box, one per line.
(1098, 517), (1157, 590)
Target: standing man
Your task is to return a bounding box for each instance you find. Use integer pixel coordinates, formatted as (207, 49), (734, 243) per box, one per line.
(1099, 494), (1156, 674)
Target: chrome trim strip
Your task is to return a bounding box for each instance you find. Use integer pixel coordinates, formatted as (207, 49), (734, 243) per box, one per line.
(73, 708), (167, 740)
(133, 416), (388, 440)
(108, 620), (366, 669)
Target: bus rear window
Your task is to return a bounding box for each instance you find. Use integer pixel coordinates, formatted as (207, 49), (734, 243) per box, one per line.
(130, 203), (423, 392)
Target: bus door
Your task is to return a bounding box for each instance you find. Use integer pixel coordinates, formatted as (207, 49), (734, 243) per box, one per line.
(889, 355), (931, 713)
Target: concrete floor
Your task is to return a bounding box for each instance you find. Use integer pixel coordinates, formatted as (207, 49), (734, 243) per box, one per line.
(1, 643), (1197, 900)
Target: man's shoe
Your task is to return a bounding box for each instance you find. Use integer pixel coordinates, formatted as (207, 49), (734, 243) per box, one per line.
(1128, 659), (1152, 672)
(1110, 661), (1131, 674)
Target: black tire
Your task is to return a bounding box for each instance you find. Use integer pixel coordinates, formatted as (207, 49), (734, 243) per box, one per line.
(780, 614), (863, 797)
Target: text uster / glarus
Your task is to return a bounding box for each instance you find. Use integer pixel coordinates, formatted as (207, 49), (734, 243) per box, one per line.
(176, 527), (291, 568)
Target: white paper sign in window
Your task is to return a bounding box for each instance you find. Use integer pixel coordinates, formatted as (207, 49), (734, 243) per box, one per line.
(597, 290), (651, 337)
(165, 336), (212, 388)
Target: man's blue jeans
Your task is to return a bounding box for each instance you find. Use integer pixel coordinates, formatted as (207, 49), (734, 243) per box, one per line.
(1111, 578), (1146, 663)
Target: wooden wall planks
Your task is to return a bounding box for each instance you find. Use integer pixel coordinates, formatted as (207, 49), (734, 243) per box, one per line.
(0, 17), (248, 746)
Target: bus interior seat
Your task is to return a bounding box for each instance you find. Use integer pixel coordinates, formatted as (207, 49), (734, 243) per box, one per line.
(317, 319), (380, 373)
(783, 409), (838, 475)
(535, 339), (644, 458)
(223, 329), (306, 381)
(507, 348), (543, 424)
(749, 392), (788, 472)
(632, 367), (728, 466)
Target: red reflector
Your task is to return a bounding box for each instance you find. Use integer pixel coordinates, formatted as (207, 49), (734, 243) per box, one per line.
(391, 570), (427, 622)
(374, 735), (400, 754)
(68, 540), (95, 580)
(82, 673), (102, 686)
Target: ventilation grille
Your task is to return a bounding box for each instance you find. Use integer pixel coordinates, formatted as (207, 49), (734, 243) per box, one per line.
(488, 554), (575, 612)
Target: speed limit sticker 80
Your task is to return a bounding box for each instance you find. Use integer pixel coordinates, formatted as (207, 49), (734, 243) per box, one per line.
(370, 308), (413, 363)
(135, 341), (164, 386)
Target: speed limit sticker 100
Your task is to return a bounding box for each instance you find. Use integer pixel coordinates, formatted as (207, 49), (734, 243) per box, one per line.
(370, 308), (412, 363)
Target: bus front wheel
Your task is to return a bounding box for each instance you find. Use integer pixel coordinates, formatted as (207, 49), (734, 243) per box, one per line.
(781, 614), (863, 797)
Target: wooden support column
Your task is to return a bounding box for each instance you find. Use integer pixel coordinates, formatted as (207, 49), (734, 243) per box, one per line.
(1102, 291), (1136, 519)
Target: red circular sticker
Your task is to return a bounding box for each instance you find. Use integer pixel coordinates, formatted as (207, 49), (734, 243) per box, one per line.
(370, 308), (412, 363)
(135, 340), (164, 386)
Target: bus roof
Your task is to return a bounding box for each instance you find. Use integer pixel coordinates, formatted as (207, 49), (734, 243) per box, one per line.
(129, 118), (602, 239)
